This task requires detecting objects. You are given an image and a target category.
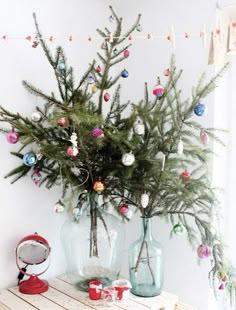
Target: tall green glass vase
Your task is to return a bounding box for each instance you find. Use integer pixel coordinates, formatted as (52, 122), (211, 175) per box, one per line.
(128, 217), (164, 297)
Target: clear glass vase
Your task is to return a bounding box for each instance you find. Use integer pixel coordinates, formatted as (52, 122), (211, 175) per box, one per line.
(128, 216), (164, 297)
(61, 194), (125, 291)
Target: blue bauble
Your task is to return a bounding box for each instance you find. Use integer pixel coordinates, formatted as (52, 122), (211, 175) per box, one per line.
(121, 69), (129, 78)
(194, 103), (206, 116)
(23, 152), (37, 166)
(56, 62), (65, 74)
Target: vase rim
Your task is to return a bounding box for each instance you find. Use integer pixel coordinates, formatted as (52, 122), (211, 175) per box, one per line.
(140, 215), (153, 219)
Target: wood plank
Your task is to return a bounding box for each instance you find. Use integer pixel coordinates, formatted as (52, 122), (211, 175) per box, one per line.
(0, 301), (11, 310)
(8, 287), (65, 310)
(175, 303), (195, 310)
(42, 286), (93, 310)
(0, 289), (37, 309)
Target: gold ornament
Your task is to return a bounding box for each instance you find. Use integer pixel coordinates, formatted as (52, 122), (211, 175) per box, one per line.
(92, 85), (97, 93)
(93, 179), (105, 193)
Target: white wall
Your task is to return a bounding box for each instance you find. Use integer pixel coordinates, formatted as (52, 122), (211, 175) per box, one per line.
(0, 0), (108, 289)
(0, 1), (217, 309)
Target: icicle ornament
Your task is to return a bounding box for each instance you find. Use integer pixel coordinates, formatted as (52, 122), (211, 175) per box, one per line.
(177, 140), (184, 155)
(141, 193), (149, 209)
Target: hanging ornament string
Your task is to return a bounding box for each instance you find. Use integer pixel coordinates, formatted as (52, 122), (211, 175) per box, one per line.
(0, 24), (219, 50)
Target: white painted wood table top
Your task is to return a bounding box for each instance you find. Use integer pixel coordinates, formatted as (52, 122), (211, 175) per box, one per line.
(0, 275), (195, 310)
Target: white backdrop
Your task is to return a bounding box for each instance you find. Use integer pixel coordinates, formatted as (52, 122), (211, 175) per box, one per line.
(0, 1), (219, 309)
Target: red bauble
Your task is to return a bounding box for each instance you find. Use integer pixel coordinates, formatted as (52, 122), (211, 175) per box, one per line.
(123, 50), (130, 58)
(104, 93), (110, 102)
(119, 204), (129, 214)
(96, 65), (101, 73)
(180, 170), (191, 183)
(67, 146), (79, 157)
(58, 116), (69, 127)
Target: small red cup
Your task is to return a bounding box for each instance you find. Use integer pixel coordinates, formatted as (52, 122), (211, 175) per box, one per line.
(89, 280), (102, 300)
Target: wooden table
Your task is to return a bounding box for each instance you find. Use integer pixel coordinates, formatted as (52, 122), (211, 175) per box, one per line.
(0, 275), (195, 310)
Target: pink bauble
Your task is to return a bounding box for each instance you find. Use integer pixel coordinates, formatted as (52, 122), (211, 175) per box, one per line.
(6, 130), (19, 144)
(96, 65), (101, 73)
(119, 204), (129, 214)
(104, 93), (110, 102)
(163, 68), (170, 76)
(200, 132), (209, 145)
(197, 244), (211, 258)
(153, 84), (164, 97)
(92, 128), (105, 138)
(123, 50), (130, 58)
(67, 146), (79, 157)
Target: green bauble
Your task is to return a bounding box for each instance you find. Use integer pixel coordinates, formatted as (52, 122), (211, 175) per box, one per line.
(173, 223), (185, 235)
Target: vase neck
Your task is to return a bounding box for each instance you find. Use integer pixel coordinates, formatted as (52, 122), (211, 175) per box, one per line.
(140, 217), (153, 241)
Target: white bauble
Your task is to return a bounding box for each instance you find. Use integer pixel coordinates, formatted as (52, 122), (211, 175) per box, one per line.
(54, 200), (65, 213)
(134, 122), (145, 135)
(31, 111), (42, 122)
(122, 152), (135, 166)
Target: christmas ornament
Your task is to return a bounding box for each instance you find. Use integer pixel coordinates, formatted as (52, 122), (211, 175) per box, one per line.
(54, 200), (65, 213)
(96, 65), (101, 73)
(31, 170), (42, 185)
(197, 244), (211, 258)
(101, 42), (106, 50)
(200, 131), (209, 145)
(153, 78), (164, 97)
(136, 24), (142, 32)
(119, 204), (133, 219)
(93, 179), (105, 193)
(221, 274), (227, 282)
(177, 140), (184, 155)
(194, 103), (206, 116)
(31, 111), (42, 122)
(57, 116), (69, 127)
(32, 40), (38, 48)
(104, 93), (110, 102)
(119, 203), (129, 214)
(113, 48), (118, 55)
(163, 68), (171, 76)
(140, 193), (149, 209)
(218, 283), (224, 290)
(180, 170), (191, 183)
(56, 62), (65, 75)
(109, 15), (114, 22)
(69, 132), (78, 148)
(92, 128), (105, 138)
(121, 69), (129, 78)
(91, 85), (97, 93)
(36, 152), (43, 160)
(72, 207), (83, 218)
(123, 50), (130, 58)
(134, 121), (145, 135)
(67, 146), (79, 157)
(87, 75), (95, 84)
(121, 152), (135, 166)
(6, 129), (19, 144)
(173, 223), (186, 235)
(23, 152), (37, 166)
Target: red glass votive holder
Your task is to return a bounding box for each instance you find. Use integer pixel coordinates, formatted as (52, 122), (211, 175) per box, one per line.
(89, 280), (102, 300)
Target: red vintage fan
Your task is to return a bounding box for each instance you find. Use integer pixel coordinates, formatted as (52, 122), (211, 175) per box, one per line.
(15, 233), (51, 294)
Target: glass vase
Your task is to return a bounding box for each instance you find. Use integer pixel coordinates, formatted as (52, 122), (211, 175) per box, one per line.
(61, 195), (125, 291)
(128, 216), (164, 297)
